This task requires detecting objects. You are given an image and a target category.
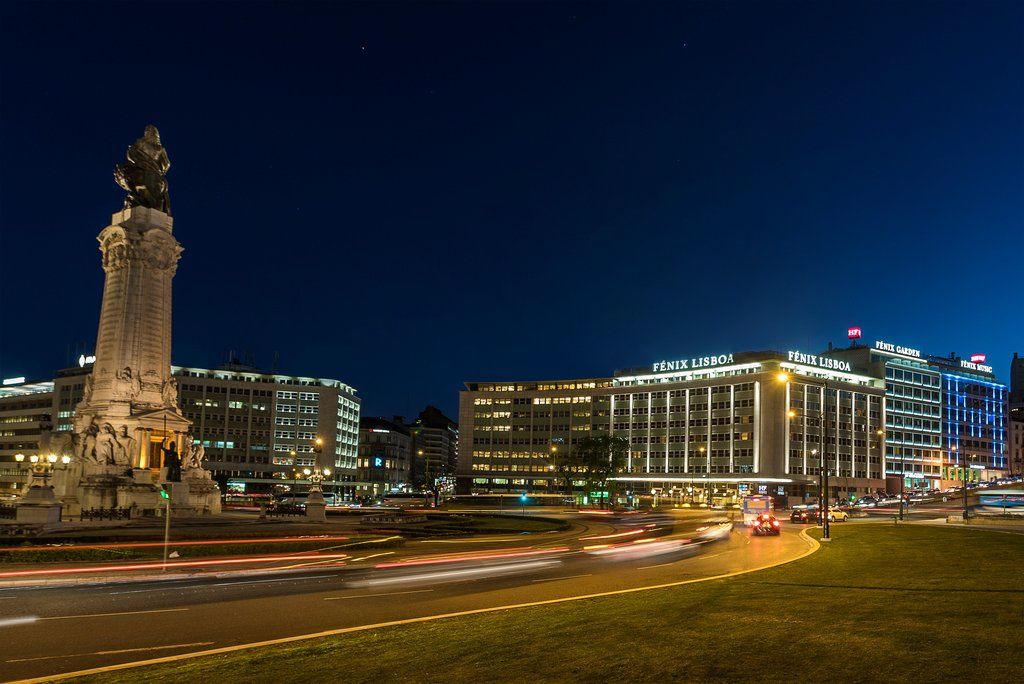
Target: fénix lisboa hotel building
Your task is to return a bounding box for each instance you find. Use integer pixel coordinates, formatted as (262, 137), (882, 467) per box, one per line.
(457, 334), (1008, 505)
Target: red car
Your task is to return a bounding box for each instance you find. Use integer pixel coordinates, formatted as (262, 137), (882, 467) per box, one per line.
(752, 513), (781, 536)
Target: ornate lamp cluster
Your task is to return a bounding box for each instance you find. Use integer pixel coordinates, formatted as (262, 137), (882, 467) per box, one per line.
(14, 452), (71, 488)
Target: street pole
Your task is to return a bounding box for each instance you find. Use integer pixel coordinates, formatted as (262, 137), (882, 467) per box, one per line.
(162, 490), (171, 571)
(899, 454), (905, 521)
(821, 406), (830, 541)
(962, 452), (969, 521)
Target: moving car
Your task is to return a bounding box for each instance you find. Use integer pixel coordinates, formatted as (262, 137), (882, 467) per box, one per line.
(791, 506), (848, 523)
(752, 513), (781, 536)
(827, 508), (850, 522)
(790, 508), (814, 524)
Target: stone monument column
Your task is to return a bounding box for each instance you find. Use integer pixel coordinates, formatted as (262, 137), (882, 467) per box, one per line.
(87, 206), (182, 414)
(65, 125), (202, 515)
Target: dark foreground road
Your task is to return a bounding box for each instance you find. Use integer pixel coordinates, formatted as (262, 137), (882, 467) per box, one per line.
(0, 514), (811, 681)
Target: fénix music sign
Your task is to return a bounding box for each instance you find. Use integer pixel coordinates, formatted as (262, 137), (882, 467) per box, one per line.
(959, 359), (993, 374)
(874, 340), (921, 359)
(652, 353), (735, 373)
(786, 351), (852, 372)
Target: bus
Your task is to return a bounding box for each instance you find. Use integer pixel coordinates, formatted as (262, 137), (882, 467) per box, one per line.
(741, 495), (774, 526)
(978, 490), (1024, 515)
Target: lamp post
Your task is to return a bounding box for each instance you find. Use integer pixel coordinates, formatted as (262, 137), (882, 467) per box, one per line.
(955, 445), (974, 522)
(18, 453), (66, 489)
(885, 429), (905, 522)
(698, 447), (708, 505)
(549, 445), (559, 494)
(417, 449), (425, 492)
(779, 372), (830, 541)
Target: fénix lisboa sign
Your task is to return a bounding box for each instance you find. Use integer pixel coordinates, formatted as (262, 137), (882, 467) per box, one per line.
(786, 351), (852, 372)
(652, 353), (735, 373)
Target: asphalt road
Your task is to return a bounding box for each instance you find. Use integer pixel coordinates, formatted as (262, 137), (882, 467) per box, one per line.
(0, 513), (811, 681)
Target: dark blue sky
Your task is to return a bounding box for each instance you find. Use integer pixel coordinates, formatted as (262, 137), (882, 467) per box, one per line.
(1, 1), (1021, 418)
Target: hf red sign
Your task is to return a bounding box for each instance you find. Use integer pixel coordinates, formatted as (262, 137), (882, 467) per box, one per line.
(847, 327), (862, 340)
(970, 353), (986, 364)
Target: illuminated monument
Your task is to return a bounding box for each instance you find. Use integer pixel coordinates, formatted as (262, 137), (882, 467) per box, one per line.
(49, 126), (220, 517)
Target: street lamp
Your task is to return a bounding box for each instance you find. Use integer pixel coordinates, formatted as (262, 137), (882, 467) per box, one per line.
(698, 446), (708, 505)
(779, 371), (830, 541)
(549, 445), (559, 494)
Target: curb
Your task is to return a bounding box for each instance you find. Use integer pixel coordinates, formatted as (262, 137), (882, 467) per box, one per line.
(0, 563), (350, 590)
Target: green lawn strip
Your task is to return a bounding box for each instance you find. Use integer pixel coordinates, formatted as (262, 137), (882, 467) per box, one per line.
(73, 525), (1024, 683)
(0, 536), (403, 564)
(428, 514), (568, 533)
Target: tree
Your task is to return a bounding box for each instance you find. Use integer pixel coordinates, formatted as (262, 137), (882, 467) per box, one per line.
(572, 435), (629, 508)
(549, 447), (577, 498)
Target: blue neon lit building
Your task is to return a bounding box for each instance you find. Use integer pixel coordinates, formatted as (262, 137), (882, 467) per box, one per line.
(928, 354), (1008, 483)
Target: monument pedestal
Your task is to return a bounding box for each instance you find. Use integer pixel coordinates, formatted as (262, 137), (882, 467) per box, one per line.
(78, 467), (127, 512)
(16, 486), (63, 525)
(305, 490), (327, 522)
(165, 470), (221, 516)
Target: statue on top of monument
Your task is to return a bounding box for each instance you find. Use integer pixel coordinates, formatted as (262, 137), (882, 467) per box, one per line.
(114, 125), (171, 215)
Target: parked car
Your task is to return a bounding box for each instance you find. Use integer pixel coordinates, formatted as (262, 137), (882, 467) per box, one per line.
(855, 496), (878, 508)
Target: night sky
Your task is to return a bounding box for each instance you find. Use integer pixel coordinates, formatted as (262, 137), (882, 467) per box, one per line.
(1, 1), (1021, 419)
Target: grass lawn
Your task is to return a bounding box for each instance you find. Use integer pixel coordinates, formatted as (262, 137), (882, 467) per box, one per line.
(438, 514), (568, 533)
(74, 525), (1023, 683)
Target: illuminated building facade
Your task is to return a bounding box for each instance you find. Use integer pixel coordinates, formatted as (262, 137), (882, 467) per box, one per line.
(929, 354), (1008, 484)
(174, 363), (360, 494)
(458, 350), (888, 504)
(0, 360), (361, 498)
(357, 416), (413, 496)
(829, 341), (1008, 488)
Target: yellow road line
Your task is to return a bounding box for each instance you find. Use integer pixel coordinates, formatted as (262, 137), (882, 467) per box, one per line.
(38, 608), (189, 622)
(324, 589), (434, 601)
(7, 642), (215, 664)
(13, 530), (819, 684)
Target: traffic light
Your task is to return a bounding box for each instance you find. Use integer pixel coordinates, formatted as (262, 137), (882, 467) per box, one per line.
(159, 483), (170, 499)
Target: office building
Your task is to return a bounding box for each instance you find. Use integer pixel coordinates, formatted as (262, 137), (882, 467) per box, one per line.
(0, 361), (361, 499)
(829, 339), (1007, 488)
(0, 379), (55, 496)
(174, 363), (360, 496)
(459, 349), (887, 505)
(929, 353), (1008, 484)
(1005, 352), (1022, 476)
(357, 416), (413, 497)
(409, 406), (458, 488)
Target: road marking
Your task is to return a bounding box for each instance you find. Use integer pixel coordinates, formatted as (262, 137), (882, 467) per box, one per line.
(346, 552), (395, 563)
(6, 642), (216, 663)
(324, 589), (434, 601)
(38, 608), (189, 621)
(18, 531), (820, 683)
(418, 538), (522, 543)
(637, 562), (674, 569)
(0, 616), (38, 627)
(530, 574), (592, 583)
(207, 575), (336, 588)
